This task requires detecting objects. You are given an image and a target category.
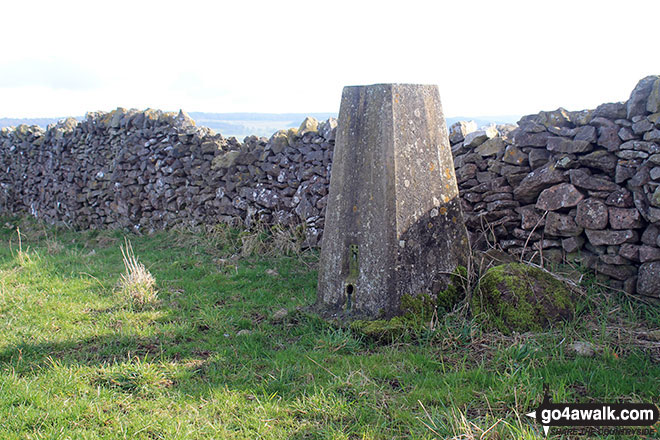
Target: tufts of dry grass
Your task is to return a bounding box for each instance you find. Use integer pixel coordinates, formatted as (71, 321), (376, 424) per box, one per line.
(418, 400), (542, 440)
(118, 238), (157, 308)
(239, 223), (306, 258)
(14, 227), (34, 266)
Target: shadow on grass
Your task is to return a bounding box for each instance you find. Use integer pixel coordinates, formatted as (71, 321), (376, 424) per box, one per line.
(0, 304), (341, 393)
(0, 331), (206, 371)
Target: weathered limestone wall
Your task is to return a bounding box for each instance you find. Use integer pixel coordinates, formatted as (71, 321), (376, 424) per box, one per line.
(451, 75), (660, 301)
(1, 75), (659, 301)
(0, 109), (336, 246)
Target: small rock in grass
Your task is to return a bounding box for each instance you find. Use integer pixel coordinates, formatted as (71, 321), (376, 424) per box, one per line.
(570, 341), (598, 357)
(272, 308), (288, 321)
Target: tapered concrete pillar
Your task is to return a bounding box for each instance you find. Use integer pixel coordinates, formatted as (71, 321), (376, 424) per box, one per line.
(316, 84), (469, 319)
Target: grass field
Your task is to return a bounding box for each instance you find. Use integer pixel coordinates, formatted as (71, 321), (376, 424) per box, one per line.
(0, 217), (658, 439)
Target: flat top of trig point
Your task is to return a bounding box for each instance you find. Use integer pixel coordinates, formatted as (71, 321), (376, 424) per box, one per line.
(343, 83), (437, 89)
(341, 84), (441, 101)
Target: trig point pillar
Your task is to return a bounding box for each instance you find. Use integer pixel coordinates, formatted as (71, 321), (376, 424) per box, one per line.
(316, 84), (469, 319)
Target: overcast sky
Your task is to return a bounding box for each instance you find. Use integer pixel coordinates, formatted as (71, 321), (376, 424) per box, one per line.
(1, 0), (659, 119)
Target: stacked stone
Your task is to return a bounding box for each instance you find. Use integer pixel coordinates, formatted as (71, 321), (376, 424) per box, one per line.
(1, 108), (228, 230)
(0, 123), (46, 215)
(449, 75), (660, 301)
(211, 116), (336, 246)
(1, 75), (659, 301)
(0, 108), (337, 245)
(449, 121), (522, 250)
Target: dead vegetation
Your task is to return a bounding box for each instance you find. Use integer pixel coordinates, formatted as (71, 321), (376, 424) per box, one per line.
(118, 238), (158, 308)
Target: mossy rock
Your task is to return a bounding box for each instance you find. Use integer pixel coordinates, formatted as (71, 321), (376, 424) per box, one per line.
(211, 150), (241, 169)
(471, 263), (574, 334)
(268, 131), (289, 154)
(297, 116), (319, 136)
(350, 266), (469, 343)
(349, 318), (408, 343)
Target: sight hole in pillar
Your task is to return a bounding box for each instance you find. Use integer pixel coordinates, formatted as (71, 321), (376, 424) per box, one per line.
(345, 283), (354, 311)
(345, 243), (359, 312)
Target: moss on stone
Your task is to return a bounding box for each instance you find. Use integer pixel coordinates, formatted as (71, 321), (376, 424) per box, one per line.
(349, 318), (408, 342)
(471, 263), (574, 334)
(400, 293), (436, 323)
(350, 266), (469, 342)
(211, 150), (241, 169)
(437, 265), (468, 310)
(351, 294), (431, 342)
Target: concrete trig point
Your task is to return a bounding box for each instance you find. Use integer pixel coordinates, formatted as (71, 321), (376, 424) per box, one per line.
(316, 84), (469, 319)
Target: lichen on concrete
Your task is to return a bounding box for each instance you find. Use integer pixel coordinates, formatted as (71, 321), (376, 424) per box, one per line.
(316, 83), (469, 320)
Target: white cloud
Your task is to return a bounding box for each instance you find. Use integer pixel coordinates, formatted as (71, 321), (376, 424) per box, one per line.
(0, 59), (101, 90)
(0, 0), (659, 117)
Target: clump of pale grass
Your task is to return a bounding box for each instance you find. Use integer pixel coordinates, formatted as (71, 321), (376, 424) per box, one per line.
(418, 400), (542, 439)
(270, 224), (304, 256)
(45, 237), (64, 255)
(118, 238), (157, 308)
(239, 223), (306, 258)
(239, 224), (267, 258)
(14, 227), (34, 266)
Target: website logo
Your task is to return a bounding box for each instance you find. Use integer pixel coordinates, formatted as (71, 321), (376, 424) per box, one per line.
(526, 384), (659, 436)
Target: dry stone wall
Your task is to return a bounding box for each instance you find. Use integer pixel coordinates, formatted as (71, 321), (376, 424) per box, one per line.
(0, 109), (336, 247)
(451, 75), (660, 302)
(1, 75), (660, 301)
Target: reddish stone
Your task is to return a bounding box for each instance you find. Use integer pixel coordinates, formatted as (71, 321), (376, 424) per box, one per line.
(502, 145), (528, 165)
(641, 225), (659, 245)
(511, 129), (551, 147)
(576, 198), (608, 229)
(600, 254), (630, 265)
(574, 125), (597, 143)
(637, 261), (660, 297)
(569, 169), (619, 191)
(585, 229), (637, 246)
(605, 188), (634, 207)
(615, 163), (637, 184)
(597, 126), (622, 151)
(516, 205), (546, 230)
(456, 163), (478, 183)
(608, 207), (643, 229)
(562, 236), (585, 253)
(545, 212), (583, 237)
(486, 200), (520, 211)
(592, 262), (637, 280)
(619, 243), (640, 262)
(639, 246), (660, 263)
(577, 150), (617, 174)
(532, 239), (562, 250)
(535, 183), (584, 211)
(547, 137), (593, 153)
(513, 165), (567, 204)
(513, 228), (542, 241)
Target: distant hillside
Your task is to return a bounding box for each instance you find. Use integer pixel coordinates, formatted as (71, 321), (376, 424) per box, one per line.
(189, 113), (521, 139)
(0, 117), (83, 129)
(0, 112), (520, 139)
(446, 115), (520, 127)
(188, 112), (338, 138)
